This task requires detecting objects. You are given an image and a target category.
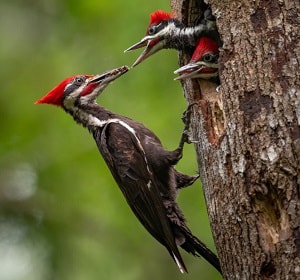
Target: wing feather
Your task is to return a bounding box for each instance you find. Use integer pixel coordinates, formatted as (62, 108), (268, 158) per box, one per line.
(93, 122), (184, 264)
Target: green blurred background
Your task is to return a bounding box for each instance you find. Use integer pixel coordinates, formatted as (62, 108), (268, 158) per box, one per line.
(0, 0), (220, 279)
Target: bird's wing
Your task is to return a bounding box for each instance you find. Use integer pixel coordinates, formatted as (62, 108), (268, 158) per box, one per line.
(93, 121), (185, 268)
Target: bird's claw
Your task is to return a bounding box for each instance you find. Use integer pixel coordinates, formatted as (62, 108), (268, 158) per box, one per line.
(182, 130), (199, 145)
(179, 102), (197, 146)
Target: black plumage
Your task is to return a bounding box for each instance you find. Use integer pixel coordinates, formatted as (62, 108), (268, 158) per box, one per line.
(35, 67), (222, 274)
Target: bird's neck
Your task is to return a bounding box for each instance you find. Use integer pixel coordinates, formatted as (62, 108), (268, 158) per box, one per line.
(164, 20), (214, 51)
(64, 103), (114, 132)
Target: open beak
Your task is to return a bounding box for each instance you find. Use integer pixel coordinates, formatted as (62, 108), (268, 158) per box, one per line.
(88, 65), (130, 85)
(174, 62), (218, 80)
(125, 37), (165, 67)
(124, 36), (149, 52)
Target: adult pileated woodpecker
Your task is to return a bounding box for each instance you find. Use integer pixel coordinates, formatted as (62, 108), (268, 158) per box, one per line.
(35, 66), (222, 274)
(174, 37), (219, 80)
(125, 9), (219, 67)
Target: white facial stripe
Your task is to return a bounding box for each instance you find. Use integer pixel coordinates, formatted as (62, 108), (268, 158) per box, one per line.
(63, 82), (87, 109)
(64, 82), (73, 92)
(156, 22), (192, 38)
(79, 86), (103, 105)
(67, 83), (86, 98)
(144, 22), (177, 39)
(139, 21), (214, 49)
(160, 22), (176, 37)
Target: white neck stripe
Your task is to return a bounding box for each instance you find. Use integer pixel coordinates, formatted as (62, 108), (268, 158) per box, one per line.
(69, 106), (153, 179)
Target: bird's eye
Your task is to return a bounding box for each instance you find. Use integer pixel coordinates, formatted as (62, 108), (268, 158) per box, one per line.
(74, 76), (85, 86)
(202, 53), (218, 63)
(148, 25), (157, 35)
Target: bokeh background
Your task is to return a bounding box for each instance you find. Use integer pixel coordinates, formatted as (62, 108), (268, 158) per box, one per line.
(0, 1), (221, 279)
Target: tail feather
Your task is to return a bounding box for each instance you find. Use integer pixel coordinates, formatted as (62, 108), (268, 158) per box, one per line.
(172, 252), (188, 273)
(165, 245), (188, 273)
(164, 197), (222, 274)
(180, 228), (222, 274)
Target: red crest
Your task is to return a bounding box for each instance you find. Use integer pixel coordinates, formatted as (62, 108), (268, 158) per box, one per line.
(191, 37), (219, 62)
(35, 76), (77, 106)
(149, 10), (173, 25)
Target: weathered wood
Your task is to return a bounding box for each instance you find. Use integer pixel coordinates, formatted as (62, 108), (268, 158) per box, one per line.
(171, 0), (300, 278)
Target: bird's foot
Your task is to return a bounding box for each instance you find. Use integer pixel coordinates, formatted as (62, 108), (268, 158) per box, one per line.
(182, 130), (199, 145)
(178, 103), (197, 151)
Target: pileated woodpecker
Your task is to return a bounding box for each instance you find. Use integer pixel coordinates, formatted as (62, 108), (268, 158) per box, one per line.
(35, 66), (222, 274)
(174, 37), (219, 80)
(125, 9), (219, 67)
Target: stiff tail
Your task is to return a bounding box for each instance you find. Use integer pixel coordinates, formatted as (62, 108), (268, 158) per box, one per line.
(163, 195), (221, 274)
(172, 252), (187, 273)
(180, 228), (222, 274)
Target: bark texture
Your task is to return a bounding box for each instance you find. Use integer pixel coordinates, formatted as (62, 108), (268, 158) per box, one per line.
(171, 0), (300, 278)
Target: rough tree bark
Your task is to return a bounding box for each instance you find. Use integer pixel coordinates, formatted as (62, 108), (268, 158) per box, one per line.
(170, 0), (300, 279)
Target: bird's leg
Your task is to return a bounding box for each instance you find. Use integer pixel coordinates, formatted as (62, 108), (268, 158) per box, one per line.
(178, 102), (199, 150)
(171, 103), (198, 163)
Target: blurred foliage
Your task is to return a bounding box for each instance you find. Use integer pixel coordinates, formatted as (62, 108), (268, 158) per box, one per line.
(0, 0), (221, 279)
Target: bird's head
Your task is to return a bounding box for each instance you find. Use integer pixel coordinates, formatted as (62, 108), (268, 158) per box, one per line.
(174, 37), (219, 80)
(35, 66), (129, 109)
(125, 10), (176, 67)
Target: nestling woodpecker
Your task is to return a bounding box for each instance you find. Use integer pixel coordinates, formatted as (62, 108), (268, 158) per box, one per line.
(174, 37), (219, 80)
(125, 9), (219, 67)
(35, 66), (222, 274)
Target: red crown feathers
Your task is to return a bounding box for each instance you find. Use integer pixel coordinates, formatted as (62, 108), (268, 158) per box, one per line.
(191, 37), (219, 62)
(149, 10), (173, 25)
(35, 76), (77, 106)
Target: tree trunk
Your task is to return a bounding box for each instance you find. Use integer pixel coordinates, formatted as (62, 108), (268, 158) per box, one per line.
(170, 0), (300, 278)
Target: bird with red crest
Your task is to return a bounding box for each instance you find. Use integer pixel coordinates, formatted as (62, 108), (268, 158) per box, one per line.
(174, 37), (219, 80)
(35, 66), (222, 274)
(125, 8), (219, 67)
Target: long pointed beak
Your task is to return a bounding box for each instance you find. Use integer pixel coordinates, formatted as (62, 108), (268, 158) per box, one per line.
(88, 65), (130, 85)
(131, 39), (165, 67)
(174, 62), (218, 80)
(174, 62), (200, 75)
(124, 37), (149, 52)
(124, 33), (162, 52)
(124, 33), (165, 67)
